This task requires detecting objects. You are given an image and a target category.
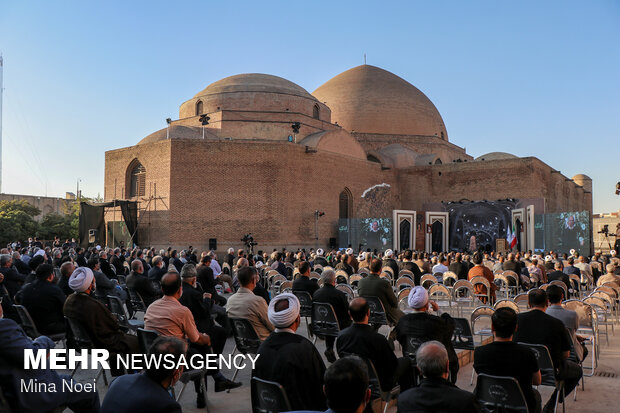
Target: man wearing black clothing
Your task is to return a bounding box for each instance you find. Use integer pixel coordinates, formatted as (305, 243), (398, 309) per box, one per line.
(547, 261), (572, 293)
(399, 250), (422, 284)
(178, 264), (226, 355)
(196, 256), (230, 334)
(336, 297), (412, 391)
(395, 286), (459, 383)
(398, 341), (480, 413)
(75, 248), (87, 268)
(110, 248), (125, 276)
(12, 251), (30, 275)
(474, 307), (541, 413)
(16, 264), (66, 335)
(513, 289), (582, 413)
(292, 261), (319, 296)
(0, 254), (26, 298)
(57, 261), (75, 296)
(449, 253), (469, 280)
(313, 269), (351, 362)
(126, 260), (160, 307)
(169, 250), (183, 273)
(147, 256), (167, 282)
(98, 251), (116, 279)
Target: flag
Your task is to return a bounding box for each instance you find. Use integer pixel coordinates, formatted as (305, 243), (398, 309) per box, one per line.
(506, 226), (512, 248)
(509, 223), (518, 249)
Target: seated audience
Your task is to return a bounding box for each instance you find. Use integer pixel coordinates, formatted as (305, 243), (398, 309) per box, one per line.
(395, 286), (459, 383)
(513, 289), (582, 413)
(101, 337), (184, 413)
(397, 341), (480, 413)
(226, 266), (274, 341)
(358, 258), (403, 324)
(313, 269), (352, 362)
(253, 293), (326, 411)
(292, 261), (319, 296)
(126, 259), (160, 307)
(0, 253), (26, 298)
(336, 298), (412, 391)
(63, 267), (139, 359)
(468, 252), (496, 303)
(597, 263), (620, 287)
(547, 261), (572, 292)
(147, 255), (167, 282)
(178, 263), (227, 354)
(15, 263), (66, 335)
(144, 271), (240, 408)
(0, 300), (100, 412)
(474, 307), (542, 413)
(57, 261), (76, 296)
(546, 285), (588, 362)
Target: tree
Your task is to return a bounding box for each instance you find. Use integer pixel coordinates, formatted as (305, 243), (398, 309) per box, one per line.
(0, 200), (40, 245)
(37, 213), (74, 241)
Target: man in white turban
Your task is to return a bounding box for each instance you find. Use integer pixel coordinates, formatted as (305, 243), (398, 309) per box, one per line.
(253, 292), (327, 411)
(395, 286), (460, 383)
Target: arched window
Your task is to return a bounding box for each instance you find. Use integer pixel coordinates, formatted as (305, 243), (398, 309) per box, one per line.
(128, 160), (146, 198)
(367, 154), (380, 163)
(339, 188), (352, 219)
(434, 158), (442, 165)
(196, 100), (204, 116)
(313, 104), (320, 119)
(441, 131), (444, 139)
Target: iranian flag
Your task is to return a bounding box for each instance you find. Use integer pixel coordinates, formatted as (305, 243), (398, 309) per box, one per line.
(509, 223), (518, 249)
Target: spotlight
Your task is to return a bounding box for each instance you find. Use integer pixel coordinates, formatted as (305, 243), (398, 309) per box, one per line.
(166, 118), (172, 124)
(199, 115), (210, 126)
(291, 122), (301, 134)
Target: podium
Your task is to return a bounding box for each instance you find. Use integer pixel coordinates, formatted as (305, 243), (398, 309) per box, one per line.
(496, 239), (508, 253)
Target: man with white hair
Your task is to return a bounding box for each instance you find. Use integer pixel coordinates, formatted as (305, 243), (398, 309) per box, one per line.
(313, 269), (351, 362)
(395, 286), (459, 383)
(575, 255), (593, 285)
(253, 293), (326, 411)
(398, 341), (480, 413)
(597, 263), (620, 287)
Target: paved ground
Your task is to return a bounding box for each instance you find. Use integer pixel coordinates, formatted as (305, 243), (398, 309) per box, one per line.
(68, 317), (620, 412)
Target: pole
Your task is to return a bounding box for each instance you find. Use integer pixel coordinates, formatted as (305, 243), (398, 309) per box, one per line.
(202, 125), (205, 139)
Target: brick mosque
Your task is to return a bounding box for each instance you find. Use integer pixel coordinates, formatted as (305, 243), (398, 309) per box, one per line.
(104, 65), (593, 255)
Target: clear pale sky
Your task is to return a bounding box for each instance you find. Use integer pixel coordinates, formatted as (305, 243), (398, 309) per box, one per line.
(0, 1), (618, 213)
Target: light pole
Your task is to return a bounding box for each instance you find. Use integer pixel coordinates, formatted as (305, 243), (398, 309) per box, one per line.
(314, 210), (325, 247)
(199, 114), (210, 139)
(166, 118), (172, 139)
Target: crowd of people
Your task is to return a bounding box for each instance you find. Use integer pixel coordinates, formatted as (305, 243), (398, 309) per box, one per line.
(0, 237), (619, 413)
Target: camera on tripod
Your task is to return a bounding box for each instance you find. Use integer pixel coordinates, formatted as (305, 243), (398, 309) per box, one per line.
(598, 225), (609, 236)
(241, 233), (258, 247)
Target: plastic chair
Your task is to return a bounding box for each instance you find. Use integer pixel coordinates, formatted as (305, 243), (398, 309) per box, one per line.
(251, 377), (292, 413)
(292, 290), (313, 337)
(65, 317), (109, 386)
(13, 304), (66, 346)
(136, 328), (160, 353)
(311, 302), (341, 346)
(519, 343), (566, 413)
(362, 296), (389, 327)
(451, 317), (475, 351)
(127, 288), (147, 313)
(474, 373), (529, 413)
(229, 318), (261, 384)
(106, 295), (144, 331)
(335, 284), (354, 301)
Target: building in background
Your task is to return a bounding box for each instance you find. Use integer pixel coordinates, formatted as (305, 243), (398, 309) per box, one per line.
(593, 211), (620, 254)
(104, 65), (592, 255)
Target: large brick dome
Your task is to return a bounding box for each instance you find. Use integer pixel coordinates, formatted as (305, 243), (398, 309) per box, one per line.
(192, 73), (316, 100)
(312, 65), (448, 140)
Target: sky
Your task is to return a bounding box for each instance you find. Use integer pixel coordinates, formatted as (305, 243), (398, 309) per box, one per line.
(0, 0), (618, 213)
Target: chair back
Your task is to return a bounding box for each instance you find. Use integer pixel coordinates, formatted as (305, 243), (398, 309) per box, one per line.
(549, 280), (568, 298)
(452, 280), (474, 297)
(349, 274), (362, 285)
(251, 377), (292, 413)
(563, 299), (594, 328)
(429, 284), (451, 302)
(518, 343), (556, 386)
(292, 290), (313, 317)
(335, 284), (354, 301)
(13, 305), (41, 338)
(335, 270), (349, 283)
(65, 317), (95, 349)
(311, 302), (340, 337)
(494, 299), (519, 313)
(117, 274), (127, 286)
(230, 318), (261, 354)
(475, 373), (529, 413)
(443, 271), (457, 287)
(397, 287), (411, 302)
(396, 277), (415, 290)
(309, 272), (321, 281)
(106, 295), (130, 326)
(362, 296), (388, 326)
(127, 288), (146, 312)
(278, 281), (293, 294)
(420, 274), (436, 289)
(402, 335), (427, 363)
(514, 293), (529, 309)
(358, 267), (370, 276)
(451, 317), (474, 350)
(381, 267), (394, 277)
(398, 269), (414, 279)
(136, 328), (160, 353)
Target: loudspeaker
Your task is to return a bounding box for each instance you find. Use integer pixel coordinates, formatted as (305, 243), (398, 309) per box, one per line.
(88, 229), (98, 244)
(209, 238), (217, 251)
(329, 237), (337, 249)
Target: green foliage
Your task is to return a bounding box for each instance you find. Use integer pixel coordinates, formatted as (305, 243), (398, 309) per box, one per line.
(0, 200), (40, 245)
(37, 213), (74, 241)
